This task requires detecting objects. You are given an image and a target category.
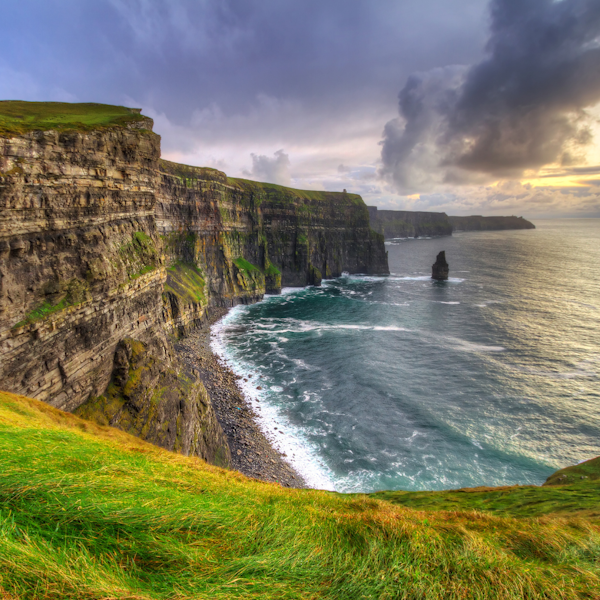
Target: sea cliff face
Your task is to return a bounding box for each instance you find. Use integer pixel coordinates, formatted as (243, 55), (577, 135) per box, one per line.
(157, 160), (388, 336)
(0, 103), (388, 465)
(0, 123), (231, 467)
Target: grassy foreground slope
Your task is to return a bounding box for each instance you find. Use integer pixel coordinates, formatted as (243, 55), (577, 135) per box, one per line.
(0, 391), (599, 599)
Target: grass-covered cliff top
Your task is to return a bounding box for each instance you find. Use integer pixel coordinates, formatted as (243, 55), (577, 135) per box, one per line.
(229, 176), (366, 206)
(0, 390), (599, 599)
(0, 101), (149, 137)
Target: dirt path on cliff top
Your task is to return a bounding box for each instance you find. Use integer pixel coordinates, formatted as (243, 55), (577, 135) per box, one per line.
(174, 308), (306, 489)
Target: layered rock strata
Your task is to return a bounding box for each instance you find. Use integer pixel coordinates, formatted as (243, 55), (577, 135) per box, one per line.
(0, 104), (388, 468)
(157, 161), (388, 336)
(0, 123), (230, 466)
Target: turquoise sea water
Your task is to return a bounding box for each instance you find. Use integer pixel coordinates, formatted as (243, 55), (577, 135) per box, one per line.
(212, 219), (600, 492)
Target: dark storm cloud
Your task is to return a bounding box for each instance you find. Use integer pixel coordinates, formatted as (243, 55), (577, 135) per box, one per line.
(380, 0), (600, 194)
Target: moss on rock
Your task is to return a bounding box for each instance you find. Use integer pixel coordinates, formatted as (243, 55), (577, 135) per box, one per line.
(75, 337), (230, 466)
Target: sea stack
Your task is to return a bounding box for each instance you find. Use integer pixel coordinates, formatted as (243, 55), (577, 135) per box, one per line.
(432, 251), (449, 281)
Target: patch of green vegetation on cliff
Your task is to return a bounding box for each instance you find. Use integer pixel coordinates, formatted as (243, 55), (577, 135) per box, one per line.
(297, 232), (308, 245)
(11, 277), (90, 329)
(164, 262), (206, 306)
(231, 257), (265, 294)
(232, 256), (261, 273)
(0, 391), (599, 599)
(233, 256), (280, 291)
(263, 260), (281, 277)
(0, 101), (147, 137)
(228, 177), (365, 206)
(12, 297), (70, 329)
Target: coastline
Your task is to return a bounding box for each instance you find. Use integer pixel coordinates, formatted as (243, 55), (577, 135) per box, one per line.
(174, 307), (306, 488)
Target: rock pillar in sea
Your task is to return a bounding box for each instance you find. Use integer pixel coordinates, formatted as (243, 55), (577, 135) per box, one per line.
(432, 251), (449, 280)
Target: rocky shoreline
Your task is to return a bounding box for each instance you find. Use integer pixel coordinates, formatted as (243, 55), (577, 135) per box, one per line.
(174, 308), (306, 488)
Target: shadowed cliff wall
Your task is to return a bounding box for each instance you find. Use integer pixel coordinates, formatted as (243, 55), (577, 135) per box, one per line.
(156, 162), (388, 335)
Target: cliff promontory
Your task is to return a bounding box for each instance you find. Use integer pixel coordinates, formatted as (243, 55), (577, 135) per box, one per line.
(448, 215), (536, 232)
(0, 101), (388, 466)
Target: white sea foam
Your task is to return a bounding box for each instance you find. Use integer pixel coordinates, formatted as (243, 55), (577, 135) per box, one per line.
(211, 312), (337, 491)
(443, 335), (506, 353)
(386, 275), (465, 283)
(245, 319), (410, 335)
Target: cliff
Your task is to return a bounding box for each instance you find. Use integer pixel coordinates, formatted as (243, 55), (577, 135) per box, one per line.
(157, 161), (388, 335)
(0, 101), (388, 465)
(368, 207), (535, 239)
(368, 206), (453, 238)
(448, 215), (536, 232)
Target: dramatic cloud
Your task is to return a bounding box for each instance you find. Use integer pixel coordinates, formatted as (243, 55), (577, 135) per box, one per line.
(380, 0), (600, 194)
(0, 0), (487, 192)
(245, 150), (291, 186)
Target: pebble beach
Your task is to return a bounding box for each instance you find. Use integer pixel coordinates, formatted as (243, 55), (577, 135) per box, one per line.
(174, 308), (306, 488)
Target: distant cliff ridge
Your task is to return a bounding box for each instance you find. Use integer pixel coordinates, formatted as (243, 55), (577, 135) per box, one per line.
(448, 215), (536, 232)
(368, 206), (535, 238)
(0, 101), (388, 466)
(368, 207), (453, 238)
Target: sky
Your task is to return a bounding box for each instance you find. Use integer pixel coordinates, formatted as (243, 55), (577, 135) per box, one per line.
(1, 0), (600, 217)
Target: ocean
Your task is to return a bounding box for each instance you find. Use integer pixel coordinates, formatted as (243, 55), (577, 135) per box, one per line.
(212, 219), (600, 493)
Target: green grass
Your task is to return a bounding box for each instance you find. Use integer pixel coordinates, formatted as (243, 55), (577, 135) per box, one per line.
(544, 456), (600, 486)
(228, 177), (366, 207)
(118, 231), (158, 281)
(232, 257), (261, 273)
(263, 261), (281, 277)
(11, 297), (70, 329)
(0, 101), (147, 137)
(159, 159), (226, 184)
(11, 277), (90, 329)
(0, 391), (599, 599)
